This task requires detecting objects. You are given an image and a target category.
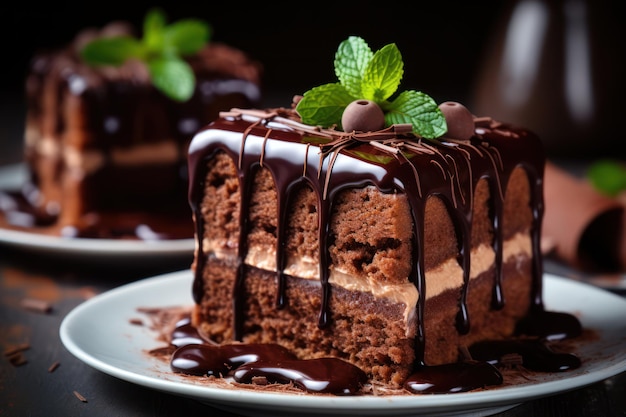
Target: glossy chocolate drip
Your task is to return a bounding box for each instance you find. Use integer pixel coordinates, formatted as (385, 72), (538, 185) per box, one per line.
(187, 109), (581, 382)
(232, 357), (368, 395)
(172, 342), (297, 376)
(168, 313), (580, 395)
(469, 338), (581, 372)
(490, 185), (506, 310)
(404, 361), (503, 394)
(170, 317), (209, 347)
(514, 309), (583, 341)
(170, 318), (366, 394)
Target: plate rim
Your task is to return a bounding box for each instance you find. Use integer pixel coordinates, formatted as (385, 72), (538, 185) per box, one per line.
(0, 163), (195, 257)
(59, 270), (626, 415)
(0, 226), (195, 256)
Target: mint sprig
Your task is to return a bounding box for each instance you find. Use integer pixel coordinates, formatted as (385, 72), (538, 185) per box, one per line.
(587, 160), (626, 197)
(80, 8), (211, 102)
(296, 36), (447, 139)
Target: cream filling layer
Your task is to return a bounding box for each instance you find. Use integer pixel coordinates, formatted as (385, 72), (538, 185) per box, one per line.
(204, 233), (532, 331)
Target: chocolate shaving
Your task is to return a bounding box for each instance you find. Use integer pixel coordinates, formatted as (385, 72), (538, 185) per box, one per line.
(4, 343), (30, 357)
(8, 352), (27, 366)
(21, 298), (53, 314)
(222, 108), (423, 152)
(148, 345), (176, 356)
(48, 360), (60, 373)
(73, 390), (88, 402)
(137, 306), (190, 337)
(129, 318), (143, 326)
(251, 376), (269, 385)
(473, 116), (493, 127)
(500, 353), (524, 367)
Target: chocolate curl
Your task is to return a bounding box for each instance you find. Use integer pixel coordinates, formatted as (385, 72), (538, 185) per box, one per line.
(543, 161), (625, 272)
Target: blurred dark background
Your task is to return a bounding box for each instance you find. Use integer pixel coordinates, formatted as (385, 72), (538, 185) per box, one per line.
(1, 0), (624, 164)
(0, 2), (501, 103)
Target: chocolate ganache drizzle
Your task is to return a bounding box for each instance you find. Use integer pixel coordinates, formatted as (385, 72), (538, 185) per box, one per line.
(186, 107), (582, 394)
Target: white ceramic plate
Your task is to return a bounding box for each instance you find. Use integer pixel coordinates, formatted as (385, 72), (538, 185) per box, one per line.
(0, 163), (194, 260)
(0, 227), (195, 258)
(60, 270), (626, 417)
(0, 163), (27, 188)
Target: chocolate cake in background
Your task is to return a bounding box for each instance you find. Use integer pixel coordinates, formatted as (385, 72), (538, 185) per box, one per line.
(174, 37), (583, 395)
(2, 11), (262, 239)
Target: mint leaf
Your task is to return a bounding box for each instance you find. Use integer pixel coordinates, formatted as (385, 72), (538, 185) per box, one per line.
(164, 19), (211, 56)
(334, 36), (372, 98)
(352, 151), (394, 165)
(361, 43), (403, 102)
(80, 8), (212, 102)
(384, 90), (447, 139)
(587, 160), (626, 197)
(143, 8), (167, 54)
(80, 37), (144, 66)
(297, 36), (446, 138)
(297, 84), (354, 128)
(148, 57), (196, 102)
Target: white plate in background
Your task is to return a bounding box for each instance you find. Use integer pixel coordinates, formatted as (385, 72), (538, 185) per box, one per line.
(0, 163), (194, 260)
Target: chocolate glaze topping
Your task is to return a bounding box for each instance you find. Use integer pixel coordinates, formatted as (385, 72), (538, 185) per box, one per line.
(186, 107), (582, 394)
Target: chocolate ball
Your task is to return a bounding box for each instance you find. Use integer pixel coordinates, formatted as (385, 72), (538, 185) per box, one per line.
(438, 101), (475, 140)
(341, 100), (385, 133)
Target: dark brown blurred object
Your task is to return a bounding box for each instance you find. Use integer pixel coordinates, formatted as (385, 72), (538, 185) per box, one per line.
(472, 0), (626, 160)
(543, 161), (626, 272)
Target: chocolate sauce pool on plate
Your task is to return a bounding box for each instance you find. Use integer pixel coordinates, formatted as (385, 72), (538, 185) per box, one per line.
(168, 314), (581, 395)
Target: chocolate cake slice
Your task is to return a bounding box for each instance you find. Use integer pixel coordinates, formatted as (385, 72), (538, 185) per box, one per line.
(179, 37), (582, 394)
(9, 12), (262, 239)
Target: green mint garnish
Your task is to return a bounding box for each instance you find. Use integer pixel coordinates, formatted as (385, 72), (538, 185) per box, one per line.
(296, 36), (447, 139)
(80, 8), (211, 102)
(587, 160), (626, 197)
